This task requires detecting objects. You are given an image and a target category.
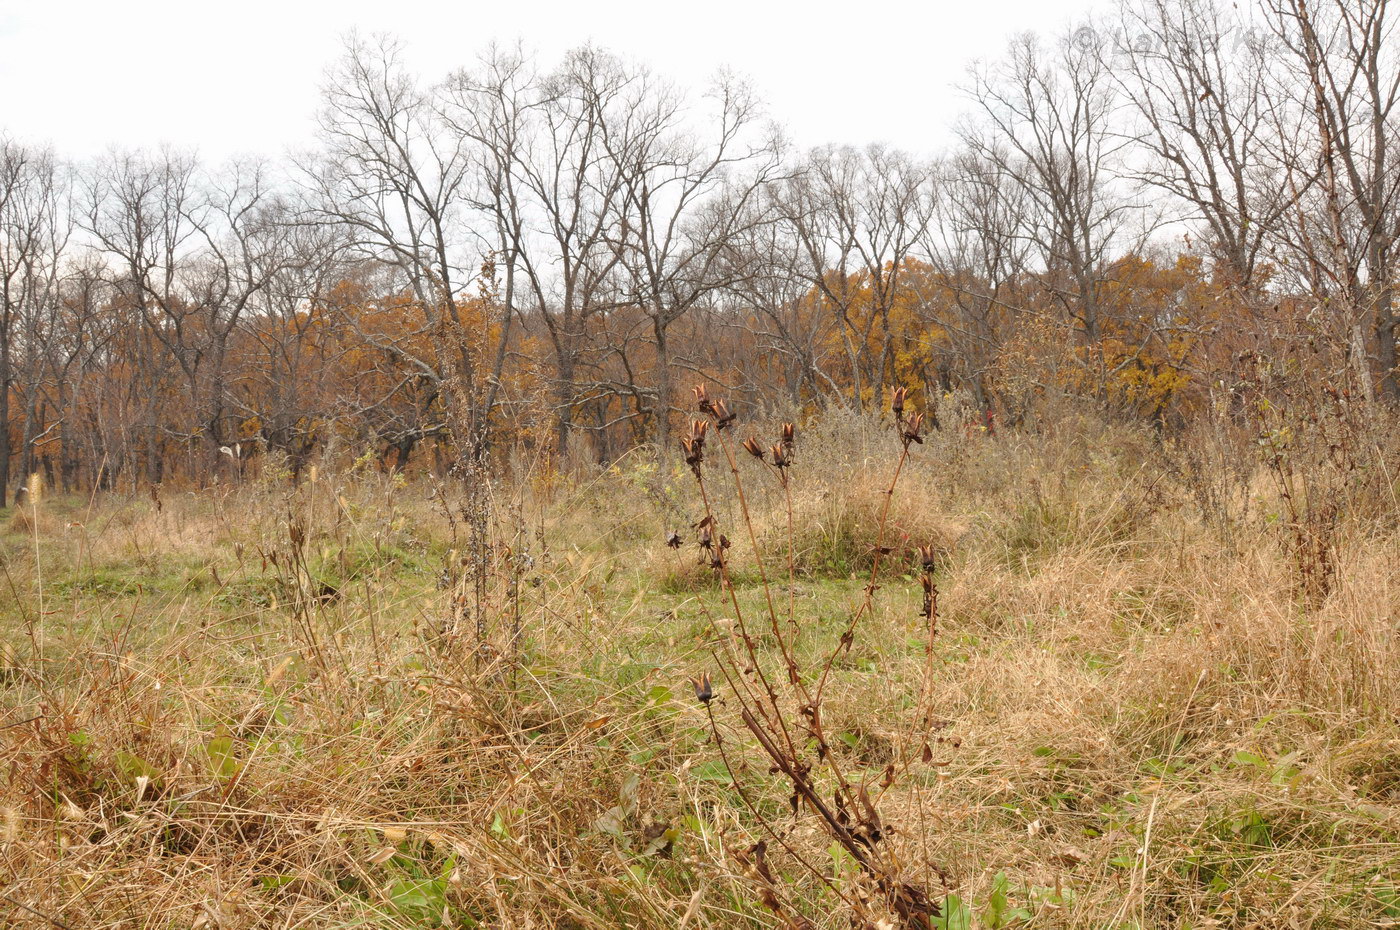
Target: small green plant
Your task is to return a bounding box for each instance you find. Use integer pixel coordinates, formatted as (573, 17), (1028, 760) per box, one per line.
(932, 874), (1037, 930)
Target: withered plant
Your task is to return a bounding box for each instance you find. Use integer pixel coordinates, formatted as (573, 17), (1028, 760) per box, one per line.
(1235, 336), (1396, 607)
(431, 458), (542, 677)
(679, 383), (948, 929)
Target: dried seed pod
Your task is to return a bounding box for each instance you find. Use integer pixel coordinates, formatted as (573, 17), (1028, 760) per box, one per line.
(742, 436), (766, 459)
(666, 531), (683, 549)
(681, 438), (703, 470)
(689, 671), (714, 704)
(693, 384), (714, 415)
(903, 411), (925, 445)
(918, 543), (937, 572)
(770, 443), (789, 469)
(682, 420), (709, 472)
(891, 385), (908, 416)
(780, 422), (795, 447)
(712, 397), (736, 429)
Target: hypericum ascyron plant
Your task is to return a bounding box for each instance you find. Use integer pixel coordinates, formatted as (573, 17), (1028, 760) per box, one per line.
(679, 383), (947, 929)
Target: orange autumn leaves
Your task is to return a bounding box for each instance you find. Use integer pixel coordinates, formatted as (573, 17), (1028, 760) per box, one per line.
(794, 252), (1240, 424)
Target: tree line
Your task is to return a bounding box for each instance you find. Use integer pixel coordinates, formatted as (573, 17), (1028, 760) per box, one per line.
(1, 0), (1397, 502)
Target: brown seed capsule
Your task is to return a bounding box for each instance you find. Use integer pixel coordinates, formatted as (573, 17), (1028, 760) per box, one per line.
(903, 411), (925, 445)
(666, 531), (683, 549)
(742, 436), (765, 459)
(712, 398), (736, 429)
(695, 515), (715, 550)
(918, 543), (937, 572)
(780, 422), (795, 447)
(693, 384), (714, 415)
(682, 420), (709, 470)
(891, 385), (908, 416)
(689, 671), (714, 704)
(770, 443), (789, 469)
(681, 438), (703, 469)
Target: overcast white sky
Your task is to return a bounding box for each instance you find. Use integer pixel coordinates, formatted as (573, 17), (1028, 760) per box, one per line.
(1, 0), (1102, 161)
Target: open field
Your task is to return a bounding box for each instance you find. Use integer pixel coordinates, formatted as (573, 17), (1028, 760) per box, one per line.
(7, 0), (1400, 925)
(1, 408), (1398, 929)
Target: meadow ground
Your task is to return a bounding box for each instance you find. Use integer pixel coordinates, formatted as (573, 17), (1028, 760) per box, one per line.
(1, 408), (1398, 928)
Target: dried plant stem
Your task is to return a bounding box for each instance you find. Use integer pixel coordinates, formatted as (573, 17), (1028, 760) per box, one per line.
(815, 443), (910, 704)
(783, 476), (797, 640)
(684, 386), (938, 929)
(703, 695), (849, 904)
(713, 430), (806, 693)
(693, 468), (798, 757)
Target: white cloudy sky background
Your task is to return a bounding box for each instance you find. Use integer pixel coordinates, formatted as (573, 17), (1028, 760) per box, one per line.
(1, 0), (1102, 161)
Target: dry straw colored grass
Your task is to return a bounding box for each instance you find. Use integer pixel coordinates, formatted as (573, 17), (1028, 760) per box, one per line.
(0, 405), (1398, 928)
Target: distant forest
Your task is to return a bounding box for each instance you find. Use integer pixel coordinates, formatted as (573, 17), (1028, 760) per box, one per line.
(1, 0), (1398, 500)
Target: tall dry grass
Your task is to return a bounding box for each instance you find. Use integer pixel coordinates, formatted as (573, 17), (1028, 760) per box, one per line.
(0, 399), (1397, 928)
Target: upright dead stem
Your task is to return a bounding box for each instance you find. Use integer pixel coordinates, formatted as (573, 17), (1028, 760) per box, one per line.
(683, 383), (941, 928)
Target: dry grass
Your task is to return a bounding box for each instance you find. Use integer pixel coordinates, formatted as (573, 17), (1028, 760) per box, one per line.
(1, 409), (1398, 928)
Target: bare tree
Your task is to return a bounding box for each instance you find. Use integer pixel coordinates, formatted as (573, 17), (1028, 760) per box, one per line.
(778, 145), (936, 411)
(307, 34), (498, 463)
(603, 72), (782, 446)
(0, 139), (71, 504)
(233, 206), (347, 475)
(1115, 0), (1298, 290)
(443, 45), (633, 456)
(43, 259), (112, 491)
(84, 150), (285, 478)
(965, 28), (1149, 381)
(718, 193), (840, 408)
(920, 147), (1034, 411)
(1264, 0), (1400, 398)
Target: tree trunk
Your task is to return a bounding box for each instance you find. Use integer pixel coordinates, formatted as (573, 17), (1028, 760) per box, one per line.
(1375, 283), (1397, 400)
(19, 389), (40, 481)
(58, 410), (75, 494)
(0, 344), (9, 508)
(652, 316), (672, 453)
(554, 340), (577, 457)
